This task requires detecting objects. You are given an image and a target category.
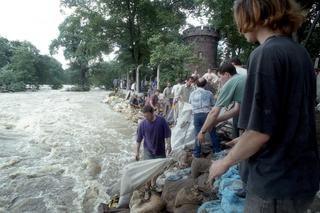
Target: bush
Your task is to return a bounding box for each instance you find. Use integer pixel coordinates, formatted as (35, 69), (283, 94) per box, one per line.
(7, 82), (26, 92)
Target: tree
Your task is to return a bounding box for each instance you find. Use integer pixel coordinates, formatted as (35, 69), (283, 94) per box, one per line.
(9, 41), (40, 87)
(55, 0), (196, 86)
(50, 8), (112, 90)
(0, 37), (66, 92)
(197, 0), (320, 64)
(37, 55), (64, 89)
(0, 37), (13, 69)
(89, 61), (122, 89)
(148, 33), (197, 88)
(196, 0), (255, 64)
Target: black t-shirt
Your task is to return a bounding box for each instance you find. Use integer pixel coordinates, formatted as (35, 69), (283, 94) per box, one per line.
(239, 36), (320, 199)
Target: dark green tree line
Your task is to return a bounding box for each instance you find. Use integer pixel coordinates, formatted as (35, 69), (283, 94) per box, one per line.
(0, 37), (64, 92)
(51, 0), (198, 90)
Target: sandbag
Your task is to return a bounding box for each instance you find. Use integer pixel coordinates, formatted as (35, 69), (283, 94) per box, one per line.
(129, 191), (165, 213)
(156, 167), (191, 192)
(171, 150), (193, 168)
(118, 158), (173, 208)
(174, 186), (203, 208)
(161, 178), (194, 212)
(171, 103), (195, 152)
(197, 165), (245, 213)
(97, 203), (129, 213)
(174, 204), (199, 213)
(191, 158), (212, 179)
(196, 173), (211, 193)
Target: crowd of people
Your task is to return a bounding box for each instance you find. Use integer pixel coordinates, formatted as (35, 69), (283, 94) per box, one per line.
(135, 59), (247, 161)
(132, 0), (320, 212)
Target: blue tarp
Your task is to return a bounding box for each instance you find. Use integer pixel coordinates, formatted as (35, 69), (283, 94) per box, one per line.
(197, 165), (245, 213)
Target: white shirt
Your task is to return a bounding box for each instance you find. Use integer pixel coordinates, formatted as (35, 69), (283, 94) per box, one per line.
(131, 83), (136, 90)
(172, 84), (182, 99)
(235, 66), (247, 75)
(203, 72), (219, 84)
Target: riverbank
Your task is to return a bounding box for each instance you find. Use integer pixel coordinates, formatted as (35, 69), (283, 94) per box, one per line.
(102, 91), (144, 124)
(101, 93), (320, 213)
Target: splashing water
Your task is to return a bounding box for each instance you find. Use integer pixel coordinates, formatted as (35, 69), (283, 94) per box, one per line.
(0, 87), (136, 213)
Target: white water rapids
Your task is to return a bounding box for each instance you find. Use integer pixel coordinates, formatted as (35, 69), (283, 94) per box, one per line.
(0, 87), (136, 213)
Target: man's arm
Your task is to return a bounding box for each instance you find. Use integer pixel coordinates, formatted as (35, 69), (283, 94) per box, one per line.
(165, 137), (172, 155)
(208, 130), (270, 180)
(136, 142), (141, 161)
(216, 102), (240, 123)
(136, 123), (144, 161)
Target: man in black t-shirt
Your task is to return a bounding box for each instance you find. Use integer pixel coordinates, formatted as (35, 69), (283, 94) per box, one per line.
(208, 0), (320, 212)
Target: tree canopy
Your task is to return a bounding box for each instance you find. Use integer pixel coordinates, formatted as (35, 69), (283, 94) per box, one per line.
(0, 37), (64, 92)
(51, 0), (197, 90)
(197, 0), (320, 64)
(49, 0), (320, 90)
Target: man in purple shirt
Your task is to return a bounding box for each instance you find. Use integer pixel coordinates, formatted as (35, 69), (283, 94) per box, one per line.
(136, 105), (172, 160)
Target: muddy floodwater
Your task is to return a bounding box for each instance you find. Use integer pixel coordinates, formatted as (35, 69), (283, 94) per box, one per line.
(0, 87), (136, 213)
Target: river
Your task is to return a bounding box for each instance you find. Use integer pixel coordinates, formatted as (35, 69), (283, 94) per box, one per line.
(0, 87), (136, 213)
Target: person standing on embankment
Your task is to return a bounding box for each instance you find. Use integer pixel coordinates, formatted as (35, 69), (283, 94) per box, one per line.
(208, 0), (320, 212)
(136, 105), (172, 160)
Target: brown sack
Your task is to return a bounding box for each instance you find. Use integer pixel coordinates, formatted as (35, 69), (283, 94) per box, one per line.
(161, 178), (194, 212)
(174, 186), (203, 208)
(191, 158), (212, 179)
(174, 204), (199, 213)
(129, 190), (165, 213)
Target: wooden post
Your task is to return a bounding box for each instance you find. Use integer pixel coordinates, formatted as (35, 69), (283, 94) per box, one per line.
(126, 71), (130, 90)
(157, 64), (160, 90)
(136, 64), (143, 93)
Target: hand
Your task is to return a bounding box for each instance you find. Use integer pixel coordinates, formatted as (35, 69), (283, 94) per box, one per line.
(166, 146), (172, 156)
(208, 159), (230, 183)
(225, 137), (239, 147)
(135, 153), (140, 161)
(197, 132), (206, 144)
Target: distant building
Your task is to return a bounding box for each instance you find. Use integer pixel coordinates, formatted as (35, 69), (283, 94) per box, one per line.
(183, 26), (220, 75)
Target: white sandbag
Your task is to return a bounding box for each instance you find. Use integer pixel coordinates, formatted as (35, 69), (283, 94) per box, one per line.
(171, 103), (195, 152)
(117, 158), (173, 208)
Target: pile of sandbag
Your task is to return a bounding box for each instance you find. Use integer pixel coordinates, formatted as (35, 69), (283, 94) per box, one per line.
(197, 165), (245, 213)
(102, 93), (143, 123)
(101, 151), (223, 213)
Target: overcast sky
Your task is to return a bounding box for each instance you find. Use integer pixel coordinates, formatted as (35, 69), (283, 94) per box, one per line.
(0, 0), (206, 68)
(0, 0), (68, 67)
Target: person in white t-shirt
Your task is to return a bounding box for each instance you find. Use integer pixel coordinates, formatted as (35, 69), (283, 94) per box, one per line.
(230, 57), (247, 75)
(203, 68), (219, 84)
(171, 79), (183, 124)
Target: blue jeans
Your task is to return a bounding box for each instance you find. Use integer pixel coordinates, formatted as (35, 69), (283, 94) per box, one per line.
(193, 112), (221, 157)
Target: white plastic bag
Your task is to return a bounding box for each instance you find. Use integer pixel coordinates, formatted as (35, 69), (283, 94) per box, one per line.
(171, 103), (195, 152)
(117, 158), (173, 207)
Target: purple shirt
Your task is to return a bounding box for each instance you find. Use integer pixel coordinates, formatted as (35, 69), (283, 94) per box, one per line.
(136, 116), (171, 156)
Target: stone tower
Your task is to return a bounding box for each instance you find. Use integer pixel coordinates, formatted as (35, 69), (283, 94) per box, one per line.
(183, 26), (220, 75)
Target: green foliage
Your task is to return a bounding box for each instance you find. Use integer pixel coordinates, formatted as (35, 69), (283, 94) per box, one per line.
(50, 7), (112, 90)
(196, 0), (255, 64)
(0, 67), (26, 92)
(197, 0), (320, 64)
(298, 1), (320, 61)
(89, 61), (122, 89)
(0, 37), (65, 92)
(148, 33), (198, 88)
(53, 0), (197, 87)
